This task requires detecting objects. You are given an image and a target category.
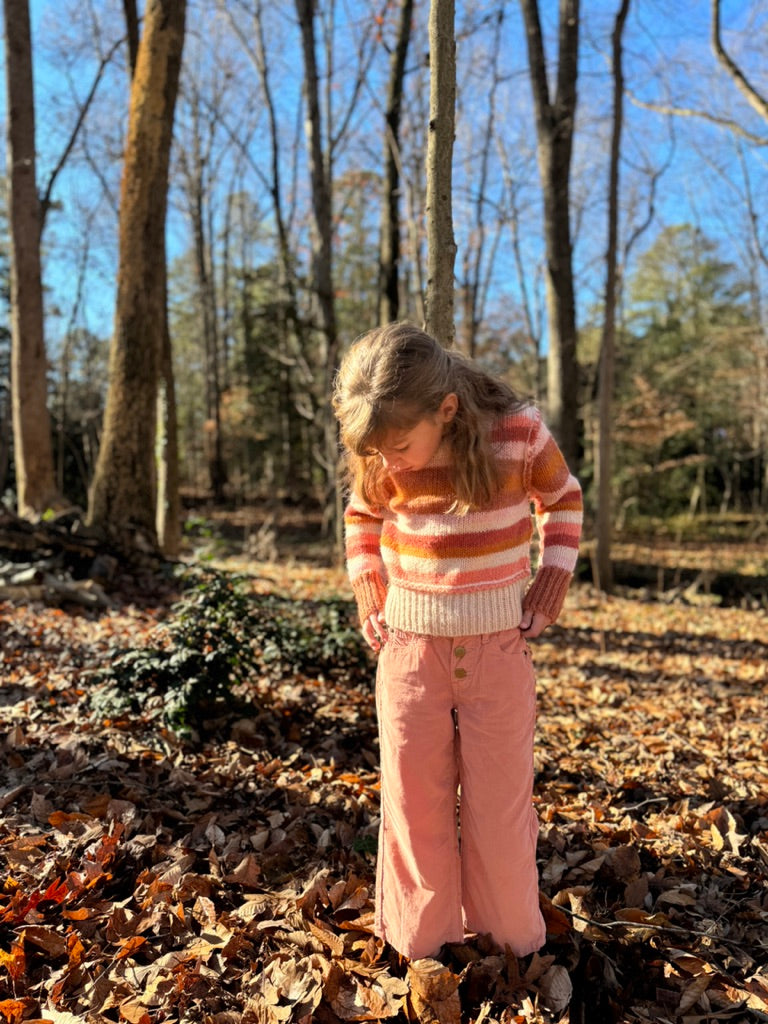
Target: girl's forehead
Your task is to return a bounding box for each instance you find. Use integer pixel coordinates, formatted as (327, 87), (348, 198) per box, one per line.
(367, 404), (419, 441)
(378, 428), (412, 449)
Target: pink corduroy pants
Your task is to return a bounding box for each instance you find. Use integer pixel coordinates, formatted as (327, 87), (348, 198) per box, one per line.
(374, 626), (546, 961)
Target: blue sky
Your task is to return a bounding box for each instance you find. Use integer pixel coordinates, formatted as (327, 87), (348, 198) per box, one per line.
(2, 0), (766, 356)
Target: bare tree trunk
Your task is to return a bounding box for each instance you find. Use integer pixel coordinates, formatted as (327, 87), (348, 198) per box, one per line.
(188, 156), (226, 500)
(378, 0), (414, 325)
(87, 0), (186, 545)
(596, 0), (630, 593)
(250, 0), (316, 390)
(245, 2), (307, 342)
(459, 6), (505, 358)
(295, 0), (341, 550)
(497, 142), (544, 397)
(520, 0), (580, 468)
(57, 222), (91, 494)
(424, 0), (457, 345)
(131, 0), (183, 554)
(156, 284), (182, 557)
(3, 0), (59, 518)
(229, 1), (320, 500)
(295, 0), (337, 367)
(0, 359), (11, 495)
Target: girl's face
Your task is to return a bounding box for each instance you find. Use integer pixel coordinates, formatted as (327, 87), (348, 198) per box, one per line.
(373, 393), (458, 472)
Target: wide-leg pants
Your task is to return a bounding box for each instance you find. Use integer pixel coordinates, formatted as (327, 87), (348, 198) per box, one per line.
(374, 626), (545, 960)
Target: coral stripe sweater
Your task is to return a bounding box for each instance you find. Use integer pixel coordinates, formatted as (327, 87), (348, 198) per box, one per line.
(344, 407), (583, 637)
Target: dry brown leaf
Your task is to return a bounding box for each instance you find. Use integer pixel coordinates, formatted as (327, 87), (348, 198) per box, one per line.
(2, 577), (766, 1024)
(537, 964), (573, 1015)
(407, 958), (461, 1024)
(678, 973), (711, 1014)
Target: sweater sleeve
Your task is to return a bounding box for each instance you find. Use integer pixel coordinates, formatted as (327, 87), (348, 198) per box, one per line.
(344, 491), (389, 625)
(522, 411), (583, 622)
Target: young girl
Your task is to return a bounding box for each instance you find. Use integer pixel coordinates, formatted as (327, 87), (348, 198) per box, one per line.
(333, 322), (582, 962)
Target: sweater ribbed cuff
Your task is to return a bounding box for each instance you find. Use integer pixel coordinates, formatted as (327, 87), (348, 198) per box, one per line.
(352, 571), (388, 625)
(522, 566), (573, 623)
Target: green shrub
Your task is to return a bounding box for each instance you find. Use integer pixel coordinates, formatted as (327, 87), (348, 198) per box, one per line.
(90, 568), (369, 735)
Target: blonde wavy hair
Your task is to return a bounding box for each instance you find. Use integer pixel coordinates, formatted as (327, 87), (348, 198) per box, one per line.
(332, 322), (528, 514)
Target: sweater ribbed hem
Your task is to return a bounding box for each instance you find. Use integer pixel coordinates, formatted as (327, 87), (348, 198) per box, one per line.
(384, 581), (527, 638)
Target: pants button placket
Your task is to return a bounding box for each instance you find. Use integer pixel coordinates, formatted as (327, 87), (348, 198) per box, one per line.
(453, 644), (467, 680)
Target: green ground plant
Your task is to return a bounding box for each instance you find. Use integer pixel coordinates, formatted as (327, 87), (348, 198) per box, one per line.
(90, 568), (369, 735)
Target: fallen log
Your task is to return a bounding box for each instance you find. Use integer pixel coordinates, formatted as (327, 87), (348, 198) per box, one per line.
(0, 504), (170, 609)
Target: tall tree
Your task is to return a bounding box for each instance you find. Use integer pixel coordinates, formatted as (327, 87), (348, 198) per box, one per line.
(87, 0), (186, 544)
(595, 0), (630, 593)
(3, 0), (58, 517)
(121, 0), (182, 554)
(378, 0), (414, 325)
(176, 71), (229, 502)
(156, 293), (181, 556)
(227, 0), (317, 496)
(424, 0), (457, 344)
(457, 5), (506, 358)
(520, 0), (580, 468)
(0, 197), (10, 496)
(295, 0), (342, 549)
(295, 0), (337, 370)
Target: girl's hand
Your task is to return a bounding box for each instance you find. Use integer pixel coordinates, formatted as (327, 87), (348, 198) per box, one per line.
(363, 611), (389, 651)
(519, 609), (551, 639)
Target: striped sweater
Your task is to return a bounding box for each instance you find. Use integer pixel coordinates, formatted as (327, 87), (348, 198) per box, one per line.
(344, 406), (583, 637)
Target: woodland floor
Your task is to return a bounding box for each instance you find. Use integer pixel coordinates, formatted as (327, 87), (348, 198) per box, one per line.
(1, 515), (767, 1024)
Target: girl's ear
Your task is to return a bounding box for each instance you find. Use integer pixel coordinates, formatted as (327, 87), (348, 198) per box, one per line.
(439, 392), (459, 423)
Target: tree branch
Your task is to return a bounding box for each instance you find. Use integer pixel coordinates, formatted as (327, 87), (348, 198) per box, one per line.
(711, 0), (768, 124)
(40, 36), (125, 228)
(625, 89), (768, 147)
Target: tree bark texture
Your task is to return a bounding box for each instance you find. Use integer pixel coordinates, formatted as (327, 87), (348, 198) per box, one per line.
(424, 0), (457, 346)
(295, 0), (337, 367)
(596, 0), (630, 593)
(295, 0), (342, 551)
(3, 0), (59, 517)
(378, 0), (414, 325)
(520, 0), (580, 469)
(87, 0), (186, 543)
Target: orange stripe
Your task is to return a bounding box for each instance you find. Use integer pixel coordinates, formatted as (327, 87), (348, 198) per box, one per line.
(381, 523), (533, 560)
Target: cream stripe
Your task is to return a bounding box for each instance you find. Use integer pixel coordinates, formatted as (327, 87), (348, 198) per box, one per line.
(388, 546), (530, 577)
(390, 501), (531, 534)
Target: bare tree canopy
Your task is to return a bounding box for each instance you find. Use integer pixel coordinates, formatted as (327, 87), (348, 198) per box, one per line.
(0, 0), (765, 546)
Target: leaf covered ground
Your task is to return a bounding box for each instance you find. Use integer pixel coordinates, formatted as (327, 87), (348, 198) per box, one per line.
(1, 562), (767, 1024)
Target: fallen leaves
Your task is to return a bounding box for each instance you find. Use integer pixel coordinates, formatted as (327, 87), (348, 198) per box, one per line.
(1, 574), (767, 1023)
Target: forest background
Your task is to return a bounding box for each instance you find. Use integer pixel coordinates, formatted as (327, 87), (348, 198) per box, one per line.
(2, 3), (768, 1022)
(1, 0), (767, 565)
